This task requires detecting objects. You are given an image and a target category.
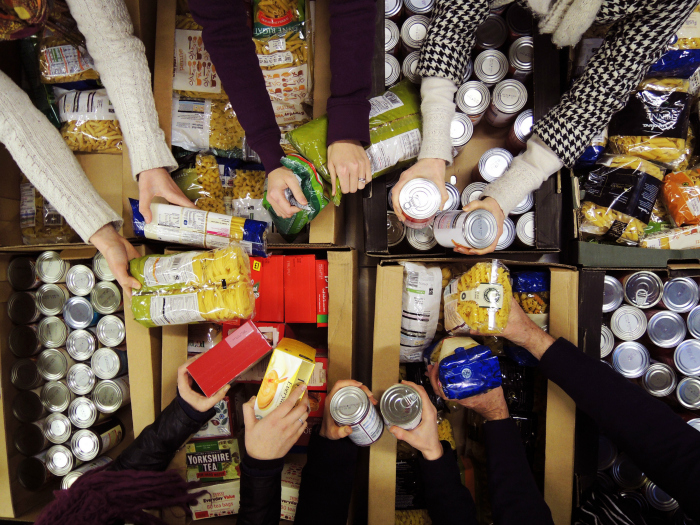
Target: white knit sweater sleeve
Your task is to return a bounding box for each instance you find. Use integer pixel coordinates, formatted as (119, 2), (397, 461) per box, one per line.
(67, 0), (177, 177)
(418, 76), (458, 165)
(0, 71), (122, 242)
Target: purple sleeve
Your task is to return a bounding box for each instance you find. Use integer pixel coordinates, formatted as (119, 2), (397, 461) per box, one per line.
(188, 0), (284, 174)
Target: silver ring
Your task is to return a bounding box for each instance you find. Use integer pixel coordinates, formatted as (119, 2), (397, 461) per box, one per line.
(298, 417), (304, 424)
(358, 178), (366, 183)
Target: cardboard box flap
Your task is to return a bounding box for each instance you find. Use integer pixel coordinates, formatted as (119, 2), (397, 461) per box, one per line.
(378, 257), (576, 271)
(59, 246), (98, 260)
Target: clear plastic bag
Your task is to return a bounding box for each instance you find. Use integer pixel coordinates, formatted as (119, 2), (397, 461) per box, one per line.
(38, 12), (99, 84)
(399, 262), (442, 363)
(57, 89), (123, 153)
(187, 323), (223, 354)
(173, 154), (226, 214)
(20, 176), (79, 245)
(252, 0), (305, 38)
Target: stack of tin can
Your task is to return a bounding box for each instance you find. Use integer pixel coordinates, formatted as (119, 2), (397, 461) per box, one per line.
(6, 251), (128, 491)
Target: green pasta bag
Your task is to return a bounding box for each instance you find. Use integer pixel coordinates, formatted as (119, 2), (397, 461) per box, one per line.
(253, 0), (305, 37)
(263, 154), (329, 242)
(286, 80), (421, 205)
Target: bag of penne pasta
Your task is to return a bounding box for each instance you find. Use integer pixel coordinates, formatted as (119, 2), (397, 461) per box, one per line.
(20, 175), (80, 245)
(648, 6), (700, 79)
(252, 0), (305, 38)
(173, 154), (227, 214)
(56, 88), (123, 153)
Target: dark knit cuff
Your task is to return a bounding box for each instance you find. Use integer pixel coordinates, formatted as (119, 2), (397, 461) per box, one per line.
(249, 132), (285, 175)
(537, 338), (574, 376)
(326, 100), (371, 147)
(242, 454), (285, 477)
(417, 440), (458, 478)
(176, 393), (215, 424)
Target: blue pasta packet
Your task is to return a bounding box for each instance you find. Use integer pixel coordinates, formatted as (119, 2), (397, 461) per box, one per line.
(648, 49), (700, 79)
(130, 198), (146, 238)
(504, 344), (540, 367)
(512, 271), (550, 294)
(574, 145), (605, 168)
(438, 345), (502, 400)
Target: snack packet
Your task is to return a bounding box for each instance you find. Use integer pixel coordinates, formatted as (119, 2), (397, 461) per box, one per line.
(57, 89), (123, 153)
(661, 168), (700, 227)
(20, 175), (79, 245)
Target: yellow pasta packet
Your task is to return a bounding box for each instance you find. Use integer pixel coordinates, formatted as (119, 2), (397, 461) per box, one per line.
(57, 89), (123, 154)
(20, 176), (80, 245)
(38, 12), (99, 84)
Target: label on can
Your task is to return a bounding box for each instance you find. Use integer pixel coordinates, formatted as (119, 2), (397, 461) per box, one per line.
(433, 211), (467, 248)
(100, 425), (123, 453)
(348, 403), (383, 446)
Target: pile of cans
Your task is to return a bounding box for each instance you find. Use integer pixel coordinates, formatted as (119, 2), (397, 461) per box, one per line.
(6, 251), (129, 491)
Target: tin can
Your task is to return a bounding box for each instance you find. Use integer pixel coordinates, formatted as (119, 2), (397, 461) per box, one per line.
(484, 80), (528, 128)
(401, 51), (421, 84)
(387, 212), (406, 247)
(597, 434), (617, 471)
(674, 339), (700, 377)
(41, 380), (76, 413)
(67, 363), (96, 395)
(17, 452), (53, 491)
(508, 37), (533, 83)
(46, 445), (81, 477)
(13, 389), (48, 423)
(380, 384), (422, 430)
(385, 171), (401, 190)
(688, 305), (700, 339)
(509, 191), (534, 216)
(496, 217), (516, 250)
(44, 412), (72, 444)
(443, 183), (461, 211)
(8, 257), (41, 291)
(461, 182), (486, 207)
(611, 454), (647, 490)
(597, 472), (616, 492)
(474, 50), (509, 87)
(385, 19), (400, 55)
(661, 278), (699, 313)
(644, 481), (679, 512)
(475, 14), (507, 51)
(93, 376), (131, 414)
(9, 324), (42, 358)
(450, 113), (474, 154)
(677, 377), (700, 409)
(642, 363), (677, 397)
(603, 275), (624, 313)
(646, 310), (686, 348)
(400, 15), (430, 52)
(610, 306), (647, 341)
(92, 251), (115, 282)
(385, 0), (403, 19)
(403, 0), (433, 16)
(7, 291), (41, 325)
(36, 283), (70, 316)
(71, 418), (125, 461)
(11, 359), (45, 390)
(506, 109), (534, 154)
(38, 316), (69, 349)
(434, 209), (498, 250)
(61, 456), (113, 490)
(619, 491), (649, 513)
(64, 296), (100, 330)
(14, 419), (49, 456)
(406, 225), (437, 251)
(506, 2), (532, 40)
(600, 325), (614, 358)
(66, 329), (98, 361)
(36, 251), (70, 284)
(37, 348), (76, 381)
(622, 271), (663, 309)
(473, 148), (513, 183)
(688, 418), (700, 432)
(515, 211), (535, 247)
(385, 54), (401, 88)
(456, 81), (491, 124)
(96, 314), (126, 348)
(330, 386), (383, 446)
(91, 281), (123, 315)
(399, 178), (441, 229)
(91, 347), (128, 380)
(66, 265), (96, 297)
(611, 341), (650, 378)
(68, 397), (107, 429)
(462, 58), (473, 83)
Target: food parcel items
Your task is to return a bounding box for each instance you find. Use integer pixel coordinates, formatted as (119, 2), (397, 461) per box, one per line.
(189, 480), (241, 520)
(512, 271), (549, 330)
(253, 0), (305, 37)
(286, 80), (421, 205)
(661, 168), (700, 227)
(579, 155), (666, 245)
(130, 199), (268, 257)
(251, 255), (285, 322)
(641, 224), (700, 249)
(649, 6), (700, 78)
(173, 14), (226, 99)
(38, 12), (99, 85)
(253, 339), (316, 419)
(220, 159), (271, 224)
(284, 254), (316, 323)
(56, 89), (123, 153)
(280, 461), (303, 521)
(187, 323), (223, 354)
(20, 175), (80, 245)
(185, 438), (241, 482)
(436, 337), (502, 400)
(173, 154), (226, 214)
(400, 262), (442, 363)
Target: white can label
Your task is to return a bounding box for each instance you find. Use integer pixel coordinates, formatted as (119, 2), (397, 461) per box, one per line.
(348, 404), (383, 446)
(433, 211), (468, 248)
(100, 425), (123, 453)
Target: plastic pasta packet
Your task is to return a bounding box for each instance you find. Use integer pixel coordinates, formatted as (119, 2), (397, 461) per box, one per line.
(512, 271), (549, 331)
(661, 168), (700, 227)
(173, 154), (226, 214)
(669, 5), (700, 50)
(443, 260), (512, 335)
(399, 262), (442, 363)
(608, 78), (692, 170)
(579, 155), (666, 245)
(395, 510), (432, 525)
(644, 198), (673, 235)
(38, 13), (99, 84)
(57, 89), (123, 153)
(20, 175), (79, 245)
(574, 127), (607, 168)
(641, 224), (700, 249)
(220, 160), (272, 225)
(437, 340), (502, 400)
(252, 0), (305, 38)
(187, 323), (223, 353)
(436, 416), (456, 450)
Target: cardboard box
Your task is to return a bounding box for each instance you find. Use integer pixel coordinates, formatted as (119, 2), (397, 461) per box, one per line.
(308, 357), (328, 391)
(189, 480), (241, 520)
(280, 462), (303, 521)
(308, 392), (326, 418)
(316, 259), (329, 327)
(251, 255), (285, 323)
(185, 438), (241, 483)
(284, 255), (317, 323)
(191, 397), (233, 441)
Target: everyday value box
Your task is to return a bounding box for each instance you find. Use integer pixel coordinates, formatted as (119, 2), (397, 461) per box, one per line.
(189, 480), (241, 520)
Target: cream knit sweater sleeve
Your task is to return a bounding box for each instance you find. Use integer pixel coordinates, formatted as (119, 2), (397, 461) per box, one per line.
(0, 71), (122, 242)
(67, 0), (177, 177)
(418, 76), (458, 165)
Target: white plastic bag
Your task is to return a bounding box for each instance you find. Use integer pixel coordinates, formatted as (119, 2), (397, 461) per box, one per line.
(400, 262), (442, 363)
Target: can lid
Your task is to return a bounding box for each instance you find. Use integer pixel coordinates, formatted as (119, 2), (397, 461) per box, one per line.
(69, 397), (97, 428)
(330, 386), (369, 425)
(600, 325), (615, 358)
(597, 434), (617, 471)
(506, 2), (533, 35)
(9, 324), (40, 358)
(456, 81), (491, 114)
(647, 311), (686, 348)
(385, 0), (402, 16)
(610, 306), (647, 341)
(385, 20), (400, 51)
(496, 217), (516, 250)
(611, 455), (647, 490)
(64, 297), (95, 330)
(399, 178), (441, 219)
(492, 80), (528, 114)
(38, 316), (68, 349)
(509, 37), (534, 71)
(461, 182), (487, 207)
(509, 191), (534, 216)
(479, 148), (513, 182)
(8, 257), (37, 291)
(72, 430), (100, 461)
(14, 423), (46, 456)
(42, 380), (72, 412)
(677, 377), (700, 409)
(62, 471), (82, 490)
(404, 0), (434, 15)
(92, 348), (120, 380)
(13, 390), (45, 423)
(443, 183), (461, 211)
(687, 418), (700, 432)
(37, 349), (68, 381)
(603, 276), (624, 313)
(11, 359), (41, 390)
(401, 51), (421, 84)
(642, 363), (677, 397)
(8, 291), (38, 324)
(674, 340), (700, 376)
(450, 113), (474, 147)
(462, 58), (473, 83)
(624, 272), (663, 309)
(380, 384), (422, 426)
(474, 50), (508, 85)
(387, 212), (406, 247)
(18, 456), (48, 491)
(406, 224), (437, 250)
(36, 251), (67, 283)
(93, 380), (124, 413)
(66, 265), (96, 297)
(663, 278), (699, 313)
(36, 284), (67, 316)
(475, 14), (507, 50)
(46, 412), (72, 443)
(644, 481), (679, 511)
(612, 341), (649, 378)
(93, 252), (115, 282)
(97, 315), (126, 347)
(91, 282), (122, 315)
(401, 15), (430, 48)
(66, 329), (97, 361)
(385, 54), (401, 86)
(618, 491), (649, 513)
(516, 212), (535, 246)
(47, 445), (73, 474)
(513, 110), (534, 143)
(67, 364), (96, 395)
(465, 209), (498, 249)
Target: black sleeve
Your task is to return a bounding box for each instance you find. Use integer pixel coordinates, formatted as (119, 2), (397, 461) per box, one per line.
(540, 338), (700, 519)
(294, 432), (359, 524)
(238, 455), (285, 525)
(418, 440), (478, 525)
(484, 419), (554, 525)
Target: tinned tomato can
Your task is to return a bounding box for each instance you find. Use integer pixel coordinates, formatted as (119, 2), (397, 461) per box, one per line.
(385, 0), (403, 21)
(506, 3), (533, 40)
(450, 113), (474, 155)
(484, 80), (528, 128)
(8, 257), (41, 291)
(330, 386), (383, 446)
(398, 178), (442, 229)
(461, 182), (487, 207)
(472, 148), (513, 183)
(387, 212), (406, 247)
(380, 384), (422, 430)
(443, 183), (461, 211)
(475, 14), (507, 51)
(406, 225), (438, 251)
(66, 265), (96, 297)
(385, 54), (401, 88)
(506, 109), (533, 154)
(400, 15), (430, 53)
(403, 0), (434, 16)
(515, 211), (535, 247)
(622, 271), (663, 309)
(385, 19), (400, 55)
(456, 81), (491, 124)
(402, 51), (422, 84)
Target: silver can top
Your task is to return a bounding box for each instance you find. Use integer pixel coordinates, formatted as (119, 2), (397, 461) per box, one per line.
(610, 306), (647, 341)
(512, 109), (534, 144)
(91, 348), (125, 380)
(387, 212), (406, 247)
(611, 454), (647, 490)
(91, 281), (122, 315)
(443, 183), (461, 211)
(61, 457), (114, 490)
(385, 0), (402, 17)
(71, 429), (100, 462)
(496, 217), (516, 251)
(380, 384), (422, 427)
(663, 277), (699, 313)
(478, 148), (513, 182)
(400, 15), (430, 49)
(92, 252), (115, 282)
(64, 296), (97, 330)
(41, 380), (74, 413)
(36, 284), (69, 316)
(597, 434), (617, 471)
(677, 377), (700, 409)
(642, 363), (677, 397)
(401, 51), (422, 84)
(600, 325), (615, 358)
(406, 224), (437, 251)
(688, 418), (700, 432)
(8, 257), (39, 291)
(492, 80), (528, 115)
(644, 481), (679, 512)
(464, 209), (499, 249)
(462, 58), (473, 84)
(623, 271), (663, 309)
(404, 0), (434, 15)
(11, 359), (43, 390)
(45, 412), (72, 444)
(93, 379), (126, 413)
(37, 348), (71, 381)
(602, 276), (624, 313)
(399, 178), (442, 220)
(460, 182), (486, 207)
(450, 113), (474, 148)
(68, 397), (98, 429)
(66, 329), (97, 361)
(509, 36), (534, 71)
(7, 291), (40, 325)
(475, 14), (507, 50)
(330, 386), (370, 426)
(647, 311), (686, 348)
(516, 212), (535, 246)
(474, 50), (508, 86)
(61, 471), (82, 491)
(509, 191), (534, 216)
(611, 341), (650, 378)
(38, 316), (68, 349)
(96, 315), (126, 348)
(456, 81), (491, 115)
(674, 339), (700, 376)
(67, 364), (96, 395)
(36, 251), (69, 284)
(385, 19), (400, 52)
(385, 54), (401, 87)
(66, 265), (96, 297)
(46, 445), (76, 477)
(688, 305), (700, 339)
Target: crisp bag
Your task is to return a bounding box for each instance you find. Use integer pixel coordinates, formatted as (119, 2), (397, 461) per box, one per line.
(661, 169), (700, 227)
(438, 344), (502, 400)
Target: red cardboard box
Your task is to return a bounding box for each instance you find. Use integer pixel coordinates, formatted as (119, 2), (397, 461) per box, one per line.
(251, 255), (285, 323)
(188, 320), (272, 397)
(316, 260), (328, 328)
(308, 357), (328, 391)
(284, 255), (316, 324)
(308, 392), (326, 418)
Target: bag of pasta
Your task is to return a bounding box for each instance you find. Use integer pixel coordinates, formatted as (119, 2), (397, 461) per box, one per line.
(220, 159), (272, 225)
(252, 0), (305, 38)
(645, 198), (674, 235)
(579, 155), (666, 245)
(443, 261), (512, 335)
(56, 89), (123, 153)
(661, 168), (700, 227)
(20, 176), (80, 245)
(512, 271), (549, 331)
(38, 11), (99, 85)
(173, 154), (226, 214)
(608, 78), (692, 170)
(648, 6), (700, 79)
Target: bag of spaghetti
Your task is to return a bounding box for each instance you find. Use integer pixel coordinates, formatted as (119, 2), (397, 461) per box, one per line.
(38, 11), (99, 85)
(608, 78), (692, 170)
(130, 199), (268, 257)
(579, 155), (666, 245)
(443, 261), (512, 336)
(173, 153), (226, 214)
(20, 175), (79, 245)
(171, 95), (245, 158)
(56, 88), (123, 153)
(220, 159), (272, 226)
(661, 168), (700, 227)
(252, 0), (305, 38)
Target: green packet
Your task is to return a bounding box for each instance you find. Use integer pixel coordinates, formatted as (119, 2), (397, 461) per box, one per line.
(286, 80), (421, 205)
(185, 438), (241, 483)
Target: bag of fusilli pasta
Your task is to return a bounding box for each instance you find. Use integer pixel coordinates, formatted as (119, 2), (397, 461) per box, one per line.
(173, 154), (226, 214)
(56, 88), (123, 153)
(220, 159), (272, 225)
(38, 11), (99, 85)
(252, 0), (305, 38)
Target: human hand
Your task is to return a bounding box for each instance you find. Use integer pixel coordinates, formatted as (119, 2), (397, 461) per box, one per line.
(392, 159), (449, 221)
(388, 381), (443, 460)
(453, 197), (504, 255)
(320, 379), (377, 440)
(266, 167), (308, 219)
(89, 224), (141, 298)
(327, 140), (371, 196)
(138, 167), (196, 223)
(179, 355), (230, 413)
(243, 385), (310, 460)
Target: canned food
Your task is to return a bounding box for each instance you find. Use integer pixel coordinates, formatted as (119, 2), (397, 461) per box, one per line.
(66, 329), (98, 361)
(611, 454), (647, 490)
(600, 325), (614, 358)
(399, 178), (442, 229)
(380, 384), (422, 430)
(91, 348), (128, 380)
(597, 434), (617, 471)
(450, 113), (474, 153)
(612, 341), (650, 378)
(401, 51), (421, 84)
(619, 491), (649, 513)
(610, 306), (647, 341)
(385, 54), (401, 88)
(509, 191), (534, 216)
(456, 81), (491, 124)
(330, 386), (383, 446)
(61, 456), (113, 490)
(66, 265), (96, 297)
(642, 363), (677, 397)
(462, 58), (473, 83)
(9, 324), (42, 358)
(96, 314), (126, 348)
(484, 79), (528, 128)
(38, 316), (69, 349)
(41, 380), (75, 413)
(646, 311), (686, 348)
(674, 339), (700, 376)
(91, 281), (123, 315)
(400, 15), (430, 52)
(403, 0), (433, 16)
(434, 209), (498, 250)
(385, 171), (401, 190)
(597, 472), (616, 492)
(92, 251), (115, 282)
(662, 278), (699, 313)
(474, 50), (508, 87)
(37, 348), (76, 381)
(36, 283), (70, 316)
(64, 296), (100, 330)
(385, 19), (400, 55)
(44, 412), (72, 444)
(68, 397), (105, 429)
(603, 275), (624, 313)
(46, 445), (80, 477)
(473, 148), (513, 183)
(12, 389), (48, 423)
(92, 376), (131, 413)
(506, 109), (534, 154)
(506, 3), (532, 39)
(508, 37), (533, 83)
(7, 291), (41, 324)
(644, 481), (679, 512)
(622, 271), (663, 309)
(688, 305), (700, 339)
(71, 419), (125, 462)
(677, 377), (700, 409)
(496, 217), (516, 250)
(406, 224), (437, 251)
(36, 251), (70, 284)
(515, 211), (535, 247)
(8, 257), (41, 291)
(14, 419), (49, 456)
(17, 453), (53, 491)
(688, 418), (700, 431)
(461, 182), (486, 207)
(11, 359), (45, 390)
(67, 363), (96, 395)
(387, 212), (406, 247)
(475, 14), (507, 51)
(443, 183), (461, 211)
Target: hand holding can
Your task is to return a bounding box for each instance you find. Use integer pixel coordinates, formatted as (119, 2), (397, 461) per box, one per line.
(323, 379), (378, 441)
(387, 381), (442, 460)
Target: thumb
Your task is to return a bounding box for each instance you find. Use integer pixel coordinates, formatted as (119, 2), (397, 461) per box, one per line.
(242, 396), (257, 429)
(165, 188), (197, 209)
(212, 383), (230, 404)
(139, 198), (153, 224)
(287, 176), (308, 206)
(462, 199), (482, 213)
(389, 426), (406, 441)
(342, 425), (353, 437)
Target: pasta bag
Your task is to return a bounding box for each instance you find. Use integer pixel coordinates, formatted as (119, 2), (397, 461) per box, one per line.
(437, 342), (502, 400)
(661, 168), (700, 227)
(173, 154), (226, 214)
(252, 0), (305, 38)
(57, 89), (123, 153)
(220, 159), (272, 225)
(38, 12), (99, 85)
(649, 6), (700, 78)
(20, 176), (80, 245)
(644, 198), (673, 235)
(512, 271), (549, 331)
